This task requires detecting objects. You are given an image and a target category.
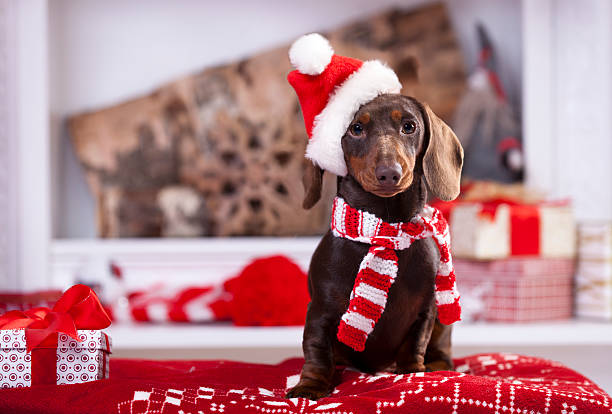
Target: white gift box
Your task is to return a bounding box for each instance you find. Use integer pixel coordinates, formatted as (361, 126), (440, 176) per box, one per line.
(577, 222), (612, 260)
(0, 329), (111, 388)
(575, 223), (612, 320)
(449, 202), (576, 260)
(451, 203), (511, 259)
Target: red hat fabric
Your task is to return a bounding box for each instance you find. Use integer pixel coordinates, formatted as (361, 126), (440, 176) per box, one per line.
(287, 34), (402, 176)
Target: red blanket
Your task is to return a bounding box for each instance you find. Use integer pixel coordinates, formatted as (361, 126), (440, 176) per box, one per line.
(0, 353), (609, 413)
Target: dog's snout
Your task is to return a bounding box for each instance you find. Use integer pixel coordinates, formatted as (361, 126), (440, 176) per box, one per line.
(375, 163), (402, 186)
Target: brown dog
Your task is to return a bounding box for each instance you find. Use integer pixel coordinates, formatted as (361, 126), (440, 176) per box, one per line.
(286, 94), (463, 400)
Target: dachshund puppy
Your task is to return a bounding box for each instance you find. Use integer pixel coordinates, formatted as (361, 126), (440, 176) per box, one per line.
(286, 94), (463, 400)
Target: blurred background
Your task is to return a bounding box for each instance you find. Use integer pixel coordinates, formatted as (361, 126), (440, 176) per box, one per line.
(0, 0), (611, 391)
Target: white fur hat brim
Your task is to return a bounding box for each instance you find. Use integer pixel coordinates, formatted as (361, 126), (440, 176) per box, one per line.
(305, 60), (402, 176)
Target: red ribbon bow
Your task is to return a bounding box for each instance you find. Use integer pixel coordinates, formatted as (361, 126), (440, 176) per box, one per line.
(0, 284), (111, 352)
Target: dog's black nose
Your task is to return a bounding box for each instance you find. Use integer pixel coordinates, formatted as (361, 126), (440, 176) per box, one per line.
(375, 163), (402, 186)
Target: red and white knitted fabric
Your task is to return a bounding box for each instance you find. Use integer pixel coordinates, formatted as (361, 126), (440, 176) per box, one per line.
(331, 197), (461, 352)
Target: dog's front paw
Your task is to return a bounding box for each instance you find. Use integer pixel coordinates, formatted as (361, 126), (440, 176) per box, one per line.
(286, 384), (329, 400)
(394, 362), (426, 374)
(426, 359), (454, 372)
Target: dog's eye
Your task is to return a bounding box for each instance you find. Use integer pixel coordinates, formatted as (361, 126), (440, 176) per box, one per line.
(401, 121), (416, 135)
(349, 123), (364, 136)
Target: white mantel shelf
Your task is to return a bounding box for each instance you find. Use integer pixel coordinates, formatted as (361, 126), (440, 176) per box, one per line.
(51, 237), (321, 290)
(107, 320), (612, 350)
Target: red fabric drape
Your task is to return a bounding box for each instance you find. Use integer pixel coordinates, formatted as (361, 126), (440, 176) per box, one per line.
(0, 354), (609, 414)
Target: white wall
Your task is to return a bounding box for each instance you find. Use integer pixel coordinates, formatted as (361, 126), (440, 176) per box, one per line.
(0, 0), (18, 289)
(523, 0), (612, 221)
(49, 0), (523, 238)
(0, 0), (51, 291)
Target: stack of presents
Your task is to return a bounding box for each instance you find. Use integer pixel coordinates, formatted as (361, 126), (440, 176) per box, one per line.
(575, 222), (612, 319)
(434, 182), (610, 323)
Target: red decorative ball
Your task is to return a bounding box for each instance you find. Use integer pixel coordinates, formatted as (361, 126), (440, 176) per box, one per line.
(224, 255), (310, 326)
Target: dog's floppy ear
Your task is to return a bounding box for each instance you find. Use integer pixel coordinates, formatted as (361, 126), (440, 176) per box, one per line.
(302, 160), (324, 209)
(421, 103), (464, 201)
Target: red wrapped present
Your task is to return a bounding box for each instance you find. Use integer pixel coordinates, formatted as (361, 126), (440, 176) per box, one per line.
(438, 199), (576, 259)
(455, 257), (574, 322)
(0, 285), (112, 388)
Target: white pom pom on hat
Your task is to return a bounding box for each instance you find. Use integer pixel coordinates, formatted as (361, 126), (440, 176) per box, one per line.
(289, 33), (334, 75)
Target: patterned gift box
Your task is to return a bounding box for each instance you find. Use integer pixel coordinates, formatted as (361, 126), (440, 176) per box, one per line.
(455, 258), (574, 322)
(575, 222), (612, 320)
(449, 201), (576, 260)
(0, 329), (111, 388)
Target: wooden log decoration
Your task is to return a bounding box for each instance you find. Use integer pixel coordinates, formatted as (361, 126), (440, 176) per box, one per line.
(69, 3), (465, 237)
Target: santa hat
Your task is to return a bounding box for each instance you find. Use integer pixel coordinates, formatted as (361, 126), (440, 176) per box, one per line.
(287, 33), (402, 176)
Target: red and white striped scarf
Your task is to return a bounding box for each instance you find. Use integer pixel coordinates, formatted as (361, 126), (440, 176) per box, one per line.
(331, 197), (461, 352)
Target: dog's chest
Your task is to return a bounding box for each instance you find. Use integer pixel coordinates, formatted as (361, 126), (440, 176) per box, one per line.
(333, 239), (437, 367)
(339, 236), (437, 292)
(309, 232), (438, 370)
